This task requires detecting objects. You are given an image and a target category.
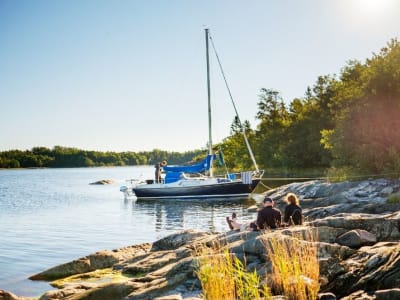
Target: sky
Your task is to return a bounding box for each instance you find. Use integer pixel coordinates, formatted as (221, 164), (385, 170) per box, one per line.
(1, 0), (399, 153)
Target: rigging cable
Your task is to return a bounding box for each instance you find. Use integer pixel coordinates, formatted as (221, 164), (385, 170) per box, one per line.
(208, 31), (260, 174)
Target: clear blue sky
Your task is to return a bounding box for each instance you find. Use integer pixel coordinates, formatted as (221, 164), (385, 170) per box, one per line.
(1, 0), (399, 152)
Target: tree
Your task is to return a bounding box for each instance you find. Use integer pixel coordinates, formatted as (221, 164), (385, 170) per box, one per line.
(219, 117), (255, 171)
(254, 88), (289, 169)
(282, 76), (335, 169)
(322, 39), (400, 174)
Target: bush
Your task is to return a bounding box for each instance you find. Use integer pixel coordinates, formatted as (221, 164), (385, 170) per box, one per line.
(387, 193), (400, 204)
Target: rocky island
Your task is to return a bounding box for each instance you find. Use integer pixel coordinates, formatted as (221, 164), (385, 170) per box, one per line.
(1, 178), (400, 300)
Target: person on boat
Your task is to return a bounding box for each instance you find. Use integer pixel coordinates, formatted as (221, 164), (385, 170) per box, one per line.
(250, 197), (282, 230)
(155, 162), (162, 183)
(154, 160), (167, 183)
(283, 192), (303, 225)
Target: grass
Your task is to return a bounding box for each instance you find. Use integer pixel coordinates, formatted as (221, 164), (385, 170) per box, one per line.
(263, 229), (320, 300)
(196, 247), (271, 300)
(196, 251), (235, 300)
(196, 228), (320, 299)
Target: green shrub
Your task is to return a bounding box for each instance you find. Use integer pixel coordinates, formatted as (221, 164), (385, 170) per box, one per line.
(387, 193), (400, 204)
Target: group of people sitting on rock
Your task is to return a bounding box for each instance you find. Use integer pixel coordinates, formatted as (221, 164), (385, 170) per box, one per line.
(226, 193), (303, 231)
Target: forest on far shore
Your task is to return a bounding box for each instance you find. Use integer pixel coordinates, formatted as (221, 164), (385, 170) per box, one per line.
(1, 39), (400, 180)
(0, 146), (203, 169)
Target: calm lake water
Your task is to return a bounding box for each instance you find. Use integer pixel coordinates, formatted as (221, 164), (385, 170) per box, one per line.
(0, 166), (257, 297)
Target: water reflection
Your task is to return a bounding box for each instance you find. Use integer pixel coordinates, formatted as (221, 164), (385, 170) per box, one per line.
(124, 178), (318, 234)
(132, 197), (255, 233)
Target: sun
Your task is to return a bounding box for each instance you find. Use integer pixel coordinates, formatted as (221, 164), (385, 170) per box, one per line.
(338, 0), (398, 34)
(353, 0), (395, 16)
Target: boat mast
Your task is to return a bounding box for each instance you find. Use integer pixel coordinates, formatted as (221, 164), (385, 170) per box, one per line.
(205, 28), (213, 176)
(207, 33), (260, 174)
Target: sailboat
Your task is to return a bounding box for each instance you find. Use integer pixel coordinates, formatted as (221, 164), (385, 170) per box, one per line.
(121, 29), (262, 200)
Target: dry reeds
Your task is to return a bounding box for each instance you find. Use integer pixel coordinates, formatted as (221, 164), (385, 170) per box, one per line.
(196, 229), (319, 299)
(196, 250), (235, 300)
(263, 229), (320, 300)
(196, 246), (271, 300)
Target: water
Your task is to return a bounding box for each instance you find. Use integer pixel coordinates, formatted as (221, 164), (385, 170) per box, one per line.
(0, 167), (256, 297)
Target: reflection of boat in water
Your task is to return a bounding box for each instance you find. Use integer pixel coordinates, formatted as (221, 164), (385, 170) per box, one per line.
(132, 197), (255, 232)
(121, 29), (262, 200)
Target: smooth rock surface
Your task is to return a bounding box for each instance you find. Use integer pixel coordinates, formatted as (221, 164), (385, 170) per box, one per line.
(4, 178), (400, 300)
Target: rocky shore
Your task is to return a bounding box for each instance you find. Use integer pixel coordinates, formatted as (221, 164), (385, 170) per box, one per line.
(2, 178), (400, 300)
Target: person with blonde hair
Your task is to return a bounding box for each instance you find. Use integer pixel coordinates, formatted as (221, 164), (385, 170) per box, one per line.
(283, 193), (303, 225)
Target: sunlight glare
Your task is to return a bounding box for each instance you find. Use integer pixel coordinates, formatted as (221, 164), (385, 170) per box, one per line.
(338, 0), (398, 35)
(353, 0), (395, 17)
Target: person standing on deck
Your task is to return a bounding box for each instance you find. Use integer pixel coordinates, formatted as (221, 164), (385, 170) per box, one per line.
(155, 162), (162, 183)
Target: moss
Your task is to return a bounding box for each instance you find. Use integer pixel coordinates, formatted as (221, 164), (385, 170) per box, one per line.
(387, 192), (400, 204)
(51, 268), (133, 288)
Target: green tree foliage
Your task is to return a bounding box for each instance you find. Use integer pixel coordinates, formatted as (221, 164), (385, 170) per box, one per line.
(283, 76), (334, 168)
(219, 39), (400, 177)
(0, 146), (203, 169)
(322, 39), (400, 175)
(254, 88), (289, 169)
(218, 116), (255, 171)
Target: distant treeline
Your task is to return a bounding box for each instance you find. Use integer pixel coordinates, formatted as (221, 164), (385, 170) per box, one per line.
(0, 146), (203, 168)
(2, 39), (400, 179)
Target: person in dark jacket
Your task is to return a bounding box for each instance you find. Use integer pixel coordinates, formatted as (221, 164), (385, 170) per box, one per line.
(283, 192), (303, 225)
(251, 197), (282, 230)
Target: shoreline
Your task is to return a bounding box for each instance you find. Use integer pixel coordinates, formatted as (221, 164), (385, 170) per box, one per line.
(2, 178), (400, 299)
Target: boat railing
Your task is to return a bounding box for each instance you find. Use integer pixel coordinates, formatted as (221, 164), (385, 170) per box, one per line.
(215, 170), (263, 182)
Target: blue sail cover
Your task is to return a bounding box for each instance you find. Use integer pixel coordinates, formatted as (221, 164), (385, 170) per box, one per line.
(163, 155), (216, 184)
(163, 154), (215, 174)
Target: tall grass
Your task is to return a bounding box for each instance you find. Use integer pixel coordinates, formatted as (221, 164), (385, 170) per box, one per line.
(196, 229), (319, 299)
(264, 230), (320, 300)
(196, 251), (235, 300)
(196, 248), (271, 300)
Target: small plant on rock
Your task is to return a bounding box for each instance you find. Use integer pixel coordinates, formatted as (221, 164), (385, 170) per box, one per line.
(387, 192), (400, 204)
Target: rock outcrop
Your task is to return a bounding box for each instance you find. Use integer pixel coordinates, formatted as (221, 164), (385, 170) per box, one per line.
(6, 178), (400, 299)
(89, 179), (115, 185)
